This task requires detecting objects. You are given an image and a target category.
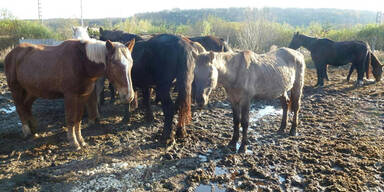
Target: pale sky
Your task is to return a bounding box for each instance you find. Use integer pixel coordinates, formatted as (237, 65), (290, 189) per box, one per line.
(1, 0), (383, 20)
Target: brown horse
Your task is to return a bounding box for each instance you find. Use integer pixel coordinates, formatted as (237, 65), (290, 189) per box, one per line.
(4, 39), (135, 150)
(194, 48), (306, 153)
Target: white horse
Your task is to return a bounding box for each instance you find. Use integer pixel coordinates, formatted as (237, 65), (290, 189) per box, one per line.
(194, 48), (306, 153)
(72, 26), (90, 40)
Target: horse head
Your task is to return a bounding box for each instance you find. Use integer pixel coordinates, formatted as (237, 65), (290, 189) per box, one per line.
(372, 57), (384, 82)
(105, 39), (136, 104)
(193, 51), (218, 108)
(72, 26), (89, 40)
(288, 32), (302, 50)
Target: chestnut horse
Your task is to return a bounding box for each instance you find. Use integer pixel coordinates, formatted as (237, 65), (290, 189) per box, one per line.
(4, 39), (135, 150)
(194, 48), (306, 153)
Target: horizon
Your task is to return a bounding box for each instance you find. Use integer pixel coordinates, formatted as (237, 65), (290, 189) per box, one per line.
(1, 0), (383, 20)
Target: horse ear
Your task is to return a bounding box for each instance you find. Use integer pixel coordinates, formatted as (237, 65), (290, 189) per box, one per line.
(72, 26), (75, 32)
(106, 40), (114, 54)
(99, 27), (104, 33)
(125, 39), (135, 52)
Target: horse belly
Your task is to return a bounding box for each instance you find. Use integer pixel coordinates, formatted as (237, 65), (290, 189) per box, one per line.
(16, 60), (64, 99)
(251, 70), (294, 100)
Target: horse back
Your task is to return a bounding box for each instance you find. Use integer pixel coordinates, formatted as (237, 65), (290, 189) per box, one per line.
(235, 48), (303, 99)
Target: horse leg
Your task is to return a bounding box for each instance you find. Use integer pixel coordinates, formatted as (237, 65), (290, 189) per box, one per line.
(75, 97), (87, 147)
(85, 87), (100, 126)
(347, 64), (355, 82)
(325, 65), (330, 81)
(157, 85), (175, 145)
(108, 82), (115, 103)
(289, 85), (303, 136)
(143, 88), (154, 122)
(228, 102), (240, 151)
(95, 77), (105, 106)
(10, 86), (35, 138)
(238, 100), (250, 153)
(122, 90), (137, 123)
(314, 62), (325, 86)
(24, 94), (38, 134)
(278, 93), (289, 134)
(64, 95), (82, 150)
(355, 61), (364, 86)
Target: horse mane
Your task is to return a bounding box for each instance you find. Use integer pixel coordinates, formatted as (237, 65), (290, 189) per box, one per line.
(83, 39), (107, 64)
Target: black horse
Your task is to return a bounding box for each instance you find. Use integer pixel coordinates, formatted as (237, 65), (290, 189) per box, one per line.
(99, 28), (147, 42)
(289, 32), (383, 86)
(189, 35), (231, 52)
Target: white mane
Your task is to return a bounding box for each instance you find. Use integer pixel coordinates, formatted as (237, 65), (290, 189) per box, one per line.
(84, 39), (107, 64)
(83, 39), (130, 65)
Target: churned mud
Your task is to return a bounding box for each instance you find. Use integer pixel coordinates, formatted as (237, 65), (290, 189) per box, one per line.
(0, 66), (383, 191)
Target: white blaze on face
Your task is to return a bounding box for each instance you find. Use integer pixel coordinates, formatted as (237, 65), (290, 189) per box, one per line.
(118, 48), (134, 101)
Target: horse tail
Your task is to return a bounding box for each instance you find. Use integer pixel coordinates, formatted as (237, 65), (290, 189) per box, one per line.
(4, 46), (20, 88)
(175, 45), (195, 128)
(290, 51), (306, 112)
(364, 49), (371, 79)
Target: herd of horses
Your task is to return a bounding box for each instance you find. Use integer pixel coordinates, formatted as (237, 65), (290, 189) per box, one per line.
(3, 26), (383, 152)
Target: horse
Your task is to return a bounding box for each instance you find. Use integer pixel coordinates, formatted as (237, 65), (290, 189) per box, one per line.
(189, 35), (232, 52)
(72, 26), (90, 40)
(193, 48), (306, 153)
(99, 27), (148, 43)
(288, 32), (383, 86)
(4, 39), (136, 150)
(131, 34), (196, 145)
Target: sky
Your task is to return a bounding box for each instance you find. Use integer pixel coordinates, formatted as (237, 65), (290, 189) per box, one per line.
(0, 0), (383, 20)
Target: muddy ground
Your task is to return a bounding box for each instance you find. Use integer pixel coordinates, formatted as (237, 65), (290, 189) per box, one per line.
(0, 66), (383, 192)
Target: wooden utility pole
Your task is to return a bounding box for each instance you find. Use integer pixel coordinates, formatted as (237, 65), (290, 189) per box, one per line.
(38, 0), (43, 24)
(80, 0), (84, 26)
(377, 11), (383, 24)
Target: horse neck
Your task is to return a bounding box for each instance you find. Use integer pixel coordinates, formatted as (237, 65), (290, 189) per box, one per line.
(84, 60), (106, 80)
(299, 35), (317, 51)
(212, 52), (236, 83)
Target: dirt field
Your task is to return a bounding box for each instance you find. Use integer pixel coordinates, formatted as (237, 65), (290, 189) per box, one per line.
(0, 66), (383, 192)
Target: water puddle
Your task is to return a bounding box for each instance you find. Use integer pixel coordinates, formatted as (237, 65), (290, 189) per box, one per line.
(215, 166), (228, 175)
(332, 165), (343, 171)
(0, 105), (16, 114)
(250, 105), (282, 123)
(278, 175), (286, 183)
(292, 174), (304, 183)
(198, 154), (208, 162)
(195, 183), (226, 192)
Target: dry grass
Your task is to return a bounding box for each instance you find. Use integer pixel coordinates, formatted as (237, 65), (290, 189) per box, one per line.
(373, 50), (384, 63)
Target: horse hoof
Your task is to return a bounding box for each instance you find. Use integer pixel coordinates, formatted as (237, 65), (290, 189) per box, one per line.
(176, 128), (187, 138)
(80, 142), (87, 147)
(227, 141), (237, 151)
(355, 80), (364, 87)
(277, 129), (285, 135)
(238, 145), (246, 153)
(121, 116), (130, 123)
(71, 143), (81, 151)
(145, 115), (154, 123)
(289, 130), (297, 136)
